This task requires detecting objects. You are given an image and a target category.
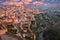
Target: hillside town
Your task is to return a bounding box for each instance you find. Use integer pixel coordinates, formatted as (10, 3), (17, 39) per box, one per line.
(0, 5), (45, 40)
(0, 5), (60, 40)
(0, 0), (60, 40)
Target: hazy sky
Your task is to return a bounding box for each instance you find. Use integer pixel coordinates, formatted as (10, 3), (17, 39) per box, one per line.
(0, 0), (60, 8)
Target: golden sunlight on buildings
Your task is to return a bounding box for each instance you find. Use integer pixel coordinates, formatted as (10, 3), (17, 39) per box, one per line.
(0, 29), (7, 35)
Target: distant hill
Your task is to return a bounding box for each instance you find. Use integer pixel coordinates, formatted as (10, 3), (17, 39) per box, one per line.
(42, 7), (60, 18)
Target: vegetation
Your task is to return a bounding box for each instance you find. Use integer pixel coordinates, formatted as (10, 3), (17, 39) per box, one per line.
(23, 25), (28, 29)
(25, 36), (33, 40)
(20, 30), (24, 33)
(8, 29), (17, 34)
(7, 25), (14, 29)
(30, 23), (37, 33)
(31, 21), (35, 25)
(43, 29), (60, 40)
(34, 14), (49, 28)
(34, 13), (60, 40)
(7, 25), (17, 34)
